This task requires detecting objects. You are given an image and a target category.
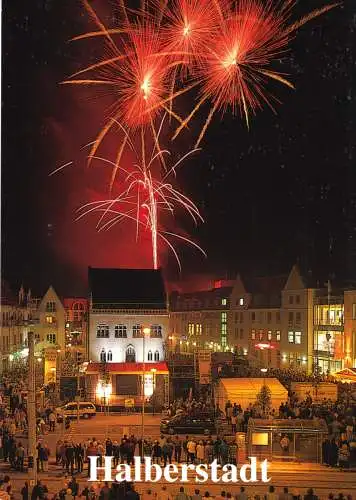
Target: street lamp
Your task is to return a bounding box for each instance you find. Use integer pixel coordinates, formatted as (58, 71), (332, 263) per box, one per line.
(151, 367), (157, 415)
(142, 327), (151, 441)
(325, 332), (332, 375)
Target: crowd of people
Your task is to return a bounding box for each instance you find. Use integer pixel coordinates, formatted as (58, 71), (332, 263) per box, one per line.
(0, 476), (354, 500)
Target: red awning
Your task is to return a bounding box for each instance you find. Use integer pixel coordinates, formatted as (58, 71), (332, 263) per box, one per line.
(85, 362), (169, 374)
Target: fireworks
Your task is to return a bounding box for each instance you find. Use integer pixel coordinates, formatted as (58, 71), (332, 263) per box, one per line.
(60, 0), (337, 268)
(76, 129), (205, 270)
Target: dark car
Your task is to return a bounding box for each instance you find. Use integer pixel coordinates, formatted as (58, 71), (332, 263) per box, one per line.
(160, 414), (216, 435)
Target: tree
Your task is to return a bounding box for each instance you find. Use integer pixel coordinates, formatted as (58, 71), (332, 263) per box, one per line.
(256, 384), (272, 417)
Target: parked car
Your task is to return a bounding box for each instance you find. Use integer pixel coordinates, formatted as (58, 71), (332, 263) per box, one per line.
(160, 413), (216, 435)
(56, 401), (96, 422)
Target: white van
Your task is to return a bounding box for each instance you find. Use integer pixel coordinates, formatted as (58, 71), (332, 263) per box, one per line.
(56, 401), (96, 421)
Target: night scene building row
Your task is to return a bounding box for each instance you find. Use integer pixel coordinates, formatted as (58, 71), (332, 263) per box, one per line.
(1, 265), (356, 379)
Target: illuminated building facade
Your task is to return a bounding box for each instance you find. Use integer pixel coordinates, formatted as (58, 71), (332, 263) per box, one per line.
(169, 266), (356, 375)
(63, 298), (88, 362)
(86, 267), (169, 406)
(0, 283), (29, 373)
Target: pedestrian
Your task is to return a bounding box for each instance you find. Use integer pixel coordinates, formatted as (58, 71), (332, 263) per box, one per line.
(99, 481), (111, 500)
(16, 442), (25, 471)
(265, 485), (278, 500)
(279, 488), (293, 500)
(162, 440), (173, 467)
(68, 477), (79, 499)
(196, 441), (205, 463)
(303, 489), (318, 500)
(175, 486), (190, 500)
(152, 440), (162, 464)
(304, 488), (318, 500)
(236, 487), (248, 500)
(49, 411), (56, 432)
(191, 489), (202, 500)
(187, 438), (196, 463)
(125, 483), (140, 500)
(21, 482), (29, 500)
(173, 436), (182, 463)
(159, 485), (172, 500)
(231, 413), (237, 434)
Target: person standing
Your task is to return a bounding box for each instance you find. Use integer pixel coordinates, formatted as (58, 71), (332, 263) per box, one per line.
(279, 487), (293, 500)
(173, 435), (182, 463)
(21, 482), (29, 500)
(196, 441), (205, 463)
(75, 443), (84, 473)
(49, 411), (56, 432)
(187, 438), (197, 464)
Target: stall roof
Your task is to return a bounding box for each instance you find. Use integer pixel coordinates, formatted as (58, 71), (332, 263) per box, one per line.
(333, 368), (356, 383)
(248, 418), (328, 434)
(219, 377), (288, 397)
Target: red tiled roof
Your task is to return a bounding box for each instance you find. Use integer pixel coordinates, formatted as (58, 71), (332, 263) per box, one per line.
(86, 362), (169, 374)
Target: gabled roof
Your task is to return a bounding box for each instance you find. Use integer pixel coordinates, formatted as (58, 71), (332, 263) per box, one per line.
(242, 274), (287, 308)
(88, 267), (167, 310)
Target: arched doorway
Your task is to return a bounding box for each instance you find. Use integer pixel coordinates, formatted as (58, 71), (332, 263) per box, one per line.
(125, 345), (136, 362)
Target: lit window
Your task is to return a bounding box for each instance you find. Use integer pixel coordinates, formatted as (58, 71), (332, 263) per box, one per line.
(46, 301), (56, 313)
(259, 330), (263, 340)
(154, 350), (160, 361)
(132, 325), (143, 338)
(100, 349), (106, 362)
(239, 298), (244, 306)
(288, 331), (294, 343)
(276, 330), (281, 341)
(188, 323), (194, 335)
(47, 333), (56, 344)
(221, 298), (227, 306)
(148, 350), (153, 361)
(107, 350), (113, 362)
(150, 325), (162, 338)
(46, 316), (53, 324)
(96, 325), (109, 338)
(196, 324), (202, 335)
(115, 325), (127, 338)
(295, 331), (302, 344)
(251, 329), (256, 340)
(267, 331), (272, 341)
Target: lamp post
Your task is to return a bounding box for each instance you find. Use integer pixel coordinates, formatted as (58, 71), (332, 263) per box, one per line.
(142, 327), (151, 441)
(326, 332), (332, 375)
(28, 332), (37, 491)
(151, 367), (157, 415)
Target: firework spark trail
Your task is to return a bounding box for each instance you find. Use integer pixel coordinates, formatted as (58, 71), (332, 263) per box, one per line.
(171, 0), (338, 144)
(61, 0), (337, 269)
(76, 130), (204, 269)
(66, 0), (337, 149)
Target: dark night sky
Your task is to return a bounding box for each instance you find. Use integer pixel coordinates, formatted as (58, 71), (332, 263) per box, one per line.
(2, 0), (356, 296)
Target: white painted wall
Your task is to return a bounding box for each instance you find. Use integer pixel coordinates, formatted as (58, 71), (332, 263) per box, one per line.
(89, 311), (169, 363)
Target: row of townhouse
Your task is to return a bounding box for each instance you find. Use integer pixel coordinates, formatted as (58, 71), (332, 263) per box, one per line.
(0, 282), (88, 382)
(169, 265), (356, 374)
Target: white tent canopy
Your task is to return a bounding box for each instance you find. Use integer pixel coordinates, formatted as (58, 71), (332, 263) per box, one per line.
(216, 377), (288, 411)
